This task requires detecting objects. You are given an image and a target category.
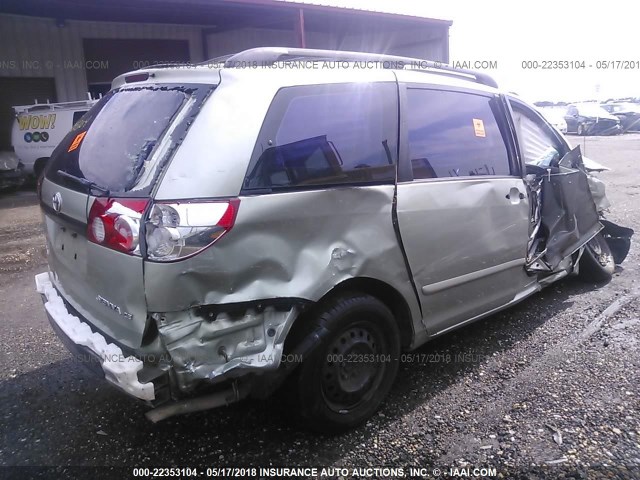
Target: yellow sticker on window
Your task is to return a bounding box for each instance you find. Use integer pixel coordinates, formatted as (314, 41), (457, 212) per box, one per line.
(473, 118), (486, 138)
(67, 131), (87, 152)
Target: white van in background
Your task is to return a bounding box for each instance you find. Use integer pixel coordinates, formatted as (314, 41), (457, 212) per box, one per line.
(12, 99), (97, 179)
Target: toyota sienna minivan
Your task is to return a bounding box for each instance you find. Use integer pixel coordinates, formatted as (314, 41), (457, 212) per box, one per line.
(35, 47), (630, 432)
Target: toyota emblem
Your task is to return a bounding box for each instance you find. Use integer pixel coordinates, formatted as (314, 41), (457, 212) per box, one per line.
(52, 192), (63, 213)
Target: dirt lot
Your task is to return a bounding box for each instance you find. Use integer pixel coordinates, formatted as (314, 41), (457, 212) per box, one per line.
(0, 135), (639, 478)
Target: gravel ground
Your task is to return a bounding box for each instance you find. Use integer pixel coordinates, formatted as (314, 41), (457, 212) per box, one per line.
(0, 135), (638, 479)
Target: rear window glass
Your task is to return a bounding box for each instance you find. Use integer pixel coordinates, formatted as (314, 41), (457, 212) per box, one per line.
(47, 85), (207, 195)
(243, 83), (397, 191)
(407, 89), (511, 179)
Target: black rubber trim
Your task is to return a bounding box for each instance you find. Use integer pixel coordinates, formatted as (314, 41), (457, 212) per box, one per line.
(192, 297), (313, 320)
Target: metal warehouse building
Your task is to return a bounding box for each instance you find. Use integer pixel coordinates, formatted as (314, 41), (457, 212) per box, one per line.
(0, 0), (451, 149)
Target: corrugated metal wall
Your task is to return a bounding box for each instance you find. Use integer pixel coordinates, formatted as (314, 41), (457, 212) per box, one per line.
(1, 12), (449, 103)
(205, 28), (297, 59)
(0, 14), (204, 102)
(206, 26), (448, 62)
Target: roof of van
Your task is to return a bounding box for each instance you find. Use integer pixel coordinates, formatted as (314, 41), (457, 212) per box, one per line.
(112, 47), (499, 94)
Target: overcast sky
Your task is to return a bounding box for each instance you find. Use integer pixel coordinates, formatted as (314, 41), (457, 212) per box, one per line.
(294, 0), (638, 103)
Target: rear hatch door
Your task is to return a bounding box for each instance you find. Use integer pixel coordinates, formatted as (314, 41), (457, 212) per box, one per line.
(41, 83), (211, 349)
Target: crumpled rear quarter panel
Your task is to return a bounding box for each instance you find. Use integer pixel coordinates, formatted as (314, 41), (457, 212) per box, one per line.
(144, 185), (419, 391)
(157, 306), (299, 391)
(144, 186), (416, 313)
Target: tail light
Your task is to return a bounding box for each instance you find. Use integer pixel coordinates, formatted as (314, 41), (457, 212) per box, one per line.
(145, 199), (239, 262)
(87, 198), (149, 254)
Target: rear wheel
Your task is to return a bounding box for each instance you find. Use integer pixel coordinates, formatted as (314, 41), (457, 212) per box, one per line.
(578, 233), (615, 282)
(577, 123), (585, 136)
(297, 293), (400, 432)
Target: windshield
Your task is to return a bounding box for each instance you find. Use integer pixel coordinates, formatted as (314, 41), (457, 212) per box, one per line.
(47, 84), (209, 196)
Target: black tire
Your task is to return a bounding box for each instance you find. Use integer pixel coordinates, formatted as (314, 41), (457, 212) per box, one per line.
(297, 293), (400, 433)
(578, 233), (615, 283)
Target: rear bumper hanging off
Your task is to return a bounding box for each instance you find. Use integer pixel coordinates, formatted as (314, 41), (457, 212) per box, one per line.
(35, 272), (156, 401)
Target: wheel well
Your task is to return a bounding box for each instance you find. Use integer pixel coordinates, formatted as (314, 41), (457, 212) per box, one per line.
(286, 278), (415, 352)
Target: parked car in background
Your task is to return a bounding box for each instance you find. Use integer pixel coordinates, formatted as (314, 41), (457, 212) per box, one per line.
(537, 107), (568, 133)
(601, 102), (640, 132)
(564, 103), (621, 135)
(0, 149), (25, 190)
(12, 99), (96, 180)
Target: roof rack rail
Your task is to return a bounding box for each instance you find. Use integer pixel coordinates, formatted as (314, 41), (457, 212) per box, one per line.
(13, 98), (98, 113)
(218, 47), (498, 89)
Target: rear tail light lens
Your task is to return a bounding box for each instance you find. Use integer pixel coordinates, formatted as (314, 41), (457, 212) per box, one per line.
(87, 198), (149, 254)
(145, 199), (239, 262)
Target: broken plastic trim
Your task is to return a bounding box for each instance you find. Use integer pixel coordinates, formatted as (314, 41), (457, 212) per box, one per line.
(601, 219), (634, 265)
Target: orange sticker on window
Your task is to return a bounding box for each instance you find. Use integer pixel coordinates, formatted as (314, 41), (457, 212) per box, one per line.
(472, 118), (486, 137)
(67, 131), (87, 152)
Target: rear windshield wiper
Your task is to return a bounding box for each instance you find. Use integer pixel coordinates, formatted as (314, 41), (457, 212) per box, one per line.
(57, 170), (110, 195)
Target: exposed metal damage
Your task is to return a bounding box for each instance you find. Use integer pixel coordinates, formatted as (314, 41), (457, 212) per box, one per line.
(525, 146), (633, 275)
(154, 305), (300, 392)
(526, 146), (603, 273)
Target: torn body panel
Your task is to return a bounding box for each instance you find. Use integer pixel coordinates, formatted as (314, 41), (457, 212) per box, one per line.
(525, 147), (602, 272)
(144, 186), (421, 389)
(155, 306), (299, 392)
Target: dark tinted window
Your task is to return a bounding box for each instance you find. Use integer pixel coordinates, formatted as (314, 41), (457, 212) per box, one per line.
(72, 110), (88, 126)
(407, 89), (511, 179)
(243, 83), (397, 190)
(47, 85), (206, 195)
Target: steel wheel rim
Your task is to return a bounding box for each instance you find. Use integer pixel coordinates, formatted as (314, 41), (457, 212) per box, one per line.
(589, 236), (613, 267)
(320, 321), (387, 413)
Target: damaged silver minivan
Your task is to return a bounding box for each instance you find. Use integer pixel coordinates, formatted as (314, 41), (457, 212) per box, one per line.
(35, 48), (632, 432)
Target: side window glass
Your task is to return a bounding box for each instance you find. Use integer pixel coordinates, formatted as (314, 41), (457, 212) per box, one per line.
(244, 83), (397, 190)
(510, 102), (565, 167)
(72, 110), (89, 129)
(406, 89), (511, 179)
